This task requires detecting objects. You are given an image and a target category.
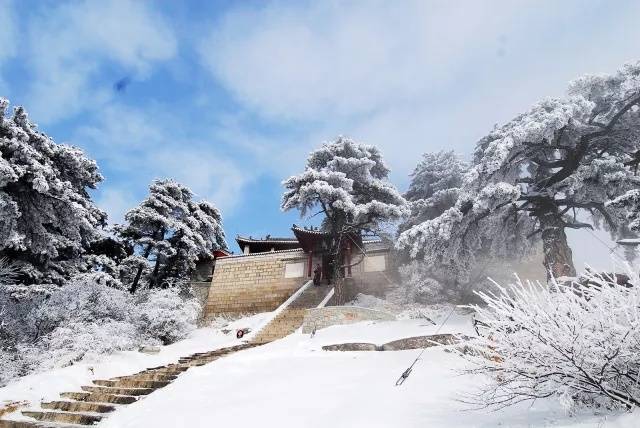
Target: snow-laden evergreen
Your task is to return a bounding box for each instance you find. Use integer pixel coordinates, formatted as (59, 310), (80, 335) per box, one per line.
(282, 137), (408, 302)
(465, 271), (640, 410)
(399, 61), (640, 280)
(0, 99), (106, 285)
(115, 179), (227, 293)
(399, 150), (467, 234)
(282, 137), (408, 230)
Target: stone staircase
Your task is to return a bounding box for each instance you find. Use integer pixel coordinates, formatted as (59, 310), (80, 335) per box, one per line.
(0, 343), (259, 428)
(251, 284), (332, 344)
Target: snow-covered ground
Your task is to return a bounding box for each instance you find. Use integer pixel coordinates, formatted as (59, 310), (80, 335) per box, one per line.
(0, 312), (271, 417)
(96, 310), (636, 428)
(2, 307), (638, 427)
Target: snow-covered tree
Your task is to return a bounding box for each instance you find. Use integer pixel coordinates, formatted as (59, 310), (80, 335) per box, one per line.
(282, 137), (408, 302)
(397, 151), (478, 303)
(400, 61), (640, 280)
(0, 98), (106, 284)
(134, 288), (200, 345)
(465, 270), (640, 410)
(115, 179), (227, 293)
(399, 150), (468, 234)
(607, 189), (640, 232)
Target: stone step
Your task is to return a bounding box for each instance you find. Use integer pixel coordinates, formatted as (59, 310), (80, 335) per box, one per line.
(0, 420), (77, 428)
(59, 392), (137, 405)
(41, 401), (115, 414)
(22, 410), (101, 426)
(113, 374), (176, 382)
(81, 386), (153, 396)
(144, 366), (185, 372)
(92, 379), (169, 389)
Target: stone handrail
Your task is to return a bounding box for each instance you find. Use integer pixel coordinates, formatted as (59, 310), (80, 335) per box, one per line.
(244, 279), (313, 342)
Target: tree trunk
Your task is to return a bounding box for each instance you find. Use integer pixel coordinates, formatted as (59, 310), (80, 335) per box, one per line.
(129, 237), (153, 294)
(130, 244), (154, 294)
(129, 264), (144, 294)
(148, 256), (162, 289)
(540, 213), (576, 280)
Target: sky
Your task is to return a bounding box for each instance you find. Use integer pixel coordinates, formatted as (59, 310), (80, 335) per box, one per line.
(0, 0), (639, 262)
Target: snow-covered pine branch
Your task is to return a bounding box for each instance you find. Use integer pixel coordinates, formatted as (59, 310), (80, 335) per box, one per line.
(282, 137), (408, 229)
(399, 61), (640, 281)
(0, 98), (107, 285)
(399, 150), (468, 234)
(463, 270), (640, 410)
(115, 179), (227, 293)
(282, 137), (408, 302)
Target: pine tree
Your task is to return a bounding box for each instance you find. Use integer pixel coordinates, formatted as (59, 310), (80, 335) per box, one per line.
(115, 179), (227, 293)
(282, 137), (408, 302)
(399, 150), (468, 235)
(399, 61), (640, 280)
(0, 98), (106, 285)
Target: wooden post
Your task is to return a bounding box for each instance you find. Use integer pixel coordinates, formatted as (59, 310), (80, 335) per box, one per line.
(346, 240), (352, 277)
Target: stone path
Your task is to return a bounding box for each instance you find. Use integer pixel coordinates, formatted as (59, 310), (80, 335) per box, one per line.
(0, 343), (259, 427)
(251, 285), (332, 344)
(0, 284), (333, 427)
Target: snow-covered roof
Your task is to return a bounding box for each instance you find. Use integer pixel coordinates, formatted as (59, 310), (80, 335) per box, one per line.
(221, 248), (305, 260)
(236, 236), (299, 244)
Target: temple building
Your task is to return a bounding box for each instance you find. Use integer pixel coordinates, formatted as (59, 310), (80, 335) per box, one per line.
(202, 225), (393, 318)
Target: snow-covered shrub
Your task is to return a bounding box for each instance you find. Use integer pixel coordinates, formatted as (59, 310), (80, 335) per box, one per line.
(465, 271), (640, 410)
(31, 278), (134, 339)
(399, 260), (492, 304)
(0, 348), (31, 386)
(0, 276), (201, 385)
(399, 261), (448, 303)
(135, 288), (200, 345)
(26, 320), (139, 371)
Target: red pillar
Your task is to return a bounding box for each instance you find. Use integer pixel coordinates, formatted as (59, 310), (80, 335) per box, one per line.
(307, 250), (313, 277)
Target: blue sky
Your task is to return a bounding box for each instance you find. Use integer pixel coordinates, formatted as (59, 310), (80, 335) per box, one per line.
(0, 0), (639, 258)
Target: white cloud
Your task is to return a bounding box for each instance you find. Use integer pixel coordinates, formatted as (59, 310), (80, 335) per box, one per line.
(199, 1), (587, 121)
(200, 0), (640, 187)
(25, 0), (177, 123)
(75, 104), (249, 223)
(0, 0), (17, 94)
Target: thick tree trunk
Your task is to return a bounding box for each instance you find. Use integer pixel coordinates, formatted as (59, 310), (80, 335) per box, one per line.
(129, 265), (144, 294)
(540, 213), (576, 280)
(130, 244), (153, 294)
(148, 257), (162, 289)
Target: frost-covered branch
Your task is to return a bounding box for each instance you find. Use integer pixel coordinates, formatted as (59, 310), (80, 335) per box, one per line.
(463, 270), (640, 410)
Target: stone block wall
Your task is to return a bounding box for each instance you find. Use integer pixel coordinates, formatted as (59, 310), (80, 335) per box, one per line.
(348, 246), (396, 297)
(204, 250), (310, 318)
(301, 306), (396, 333)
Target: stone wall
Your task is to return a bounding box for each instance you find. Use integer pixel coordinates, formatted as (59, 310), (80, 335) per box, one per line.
(301, 306), (396, 333)
(348, 245), (396, 297)
(203, 241), (395, 319)
(190, 281), (211, 307)
(204, 250), (311, 318)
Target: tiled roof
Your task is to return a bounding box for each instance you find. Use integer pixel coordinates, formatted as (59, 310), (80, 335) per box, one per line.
(236, 235), (299, 244)
(291, 225), (328, 235)
(221, 248), (305, 259)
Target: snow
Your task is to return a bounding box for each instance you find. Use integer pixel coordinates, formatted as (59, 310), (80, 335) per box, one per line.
(0, 312), (271, 419)
(94, 312), (639, 428)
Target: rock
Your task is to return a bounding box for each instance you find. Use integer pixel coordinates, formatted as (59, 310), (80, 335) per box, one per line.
(138, 345), (161, 354)
(381, 334), (463, 351)
(322, 343), (380, 352)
